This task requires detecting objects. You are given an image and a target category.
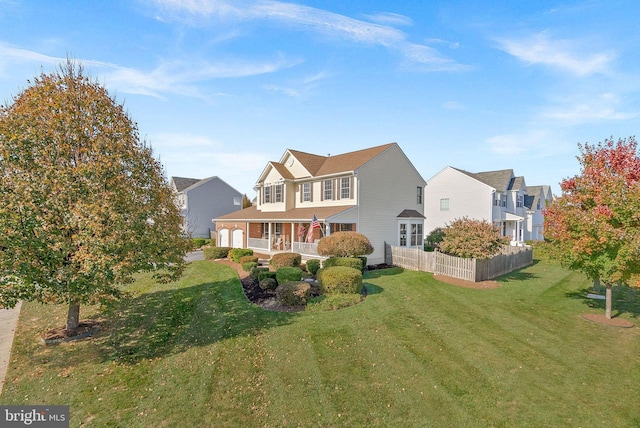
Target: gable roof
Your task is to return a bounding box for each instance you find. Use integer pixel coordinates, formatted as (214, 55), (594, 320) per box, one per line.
(172, 177), (201, 192)
(397, 209), (425, 219)
(473, 169), (515, 191)
(287, 143), (396, 178)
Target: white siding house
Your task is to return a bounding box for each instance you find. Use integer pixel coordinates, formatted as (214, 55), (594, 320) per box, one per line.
(425, 167), (552, 245)
(215, 143), (426, 264)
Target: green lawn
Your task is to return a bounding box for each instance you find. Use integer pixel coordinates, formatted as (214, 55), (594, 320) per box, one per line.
(2, 259), (639, 427)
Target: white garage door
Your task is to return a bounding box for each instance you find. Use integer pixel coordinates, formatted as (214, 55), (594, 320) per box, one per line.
(218, 229), (229, 247)
(232, 229), (244, 248)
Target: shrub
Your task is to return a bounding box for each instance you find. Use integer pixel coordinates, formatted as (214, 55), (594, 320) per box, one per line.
(276, 281), (311, 306)
(276, 267), (302, 284)
(250, 267), (270, 279)
(257, 271), (277, 282)
(259, 277), (278, 291)
(317, 266), (363, 294)
(307, 294), (363, 312)
(439, 217), (508, 259)
(203, 246), (231, 260)
(305, 259), (321, 275)
(229, 248), (254, 263)
(242, 261), (258, 272)
(239, 255), (259, 264)
(317, 231), (373, 257)
(270, 252), (302, 269)
(191, 238), (207, 249)
(323, 257), (364, 271)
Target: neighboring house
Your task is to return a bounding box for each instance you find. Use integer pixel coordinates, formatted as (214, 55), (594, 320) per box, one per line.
(214, 143), (426, 264)
(424, 166), (553, 245)
(170, 176), (243, 238)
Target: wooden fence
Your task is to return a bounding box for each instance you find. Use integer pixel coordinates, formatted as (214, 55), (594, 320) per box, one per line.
(384, 243), (533, 282)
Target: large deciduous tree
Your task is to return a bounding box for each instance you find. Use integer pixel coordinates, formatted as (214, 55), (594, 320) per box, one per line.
(544, 136), (640, 319)
(439, 217), (508, 259)
(0, 61), (191, 331)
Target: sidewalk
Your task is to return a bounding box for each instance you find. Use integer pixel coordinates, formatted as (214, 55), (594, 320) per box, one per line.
(0, 302), (21, 397)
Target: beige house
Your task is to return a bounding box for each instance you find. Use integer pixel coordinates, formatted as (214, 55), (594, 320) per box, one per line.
(214, 143), (426, 264)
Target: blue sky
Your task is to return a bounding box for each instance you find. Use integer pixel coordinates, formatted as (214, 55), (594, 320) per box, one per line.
(1, 0), (638, 196)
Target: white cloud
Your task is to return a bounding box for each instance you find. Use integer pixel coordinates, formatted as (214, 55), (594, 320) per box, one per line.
(540, 92), (638, 125)
(443, 101), (466, 110)
(485, 130), (552, 156)
(495, 32), (616, 76)
(363, 12), (413, 27)
(0, 43), (300, 98)
(149, 0), (467, 72)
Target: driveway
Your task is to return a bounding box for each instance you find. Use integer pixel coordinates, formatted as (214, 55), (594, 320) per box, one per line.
(0, 302), (21, 396)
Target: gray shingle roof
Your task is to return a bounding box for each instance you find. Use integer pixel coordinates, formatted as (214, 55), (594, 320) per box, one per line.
(172, 177), (201, 192)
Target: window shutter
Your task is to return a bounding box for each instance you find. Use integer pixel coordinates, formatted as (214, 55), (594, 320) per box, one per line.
(299, 184), (302, 203)
(335, 179), (340, 200)
(350, 177), (354, 199)
(321, 181), (324, 201)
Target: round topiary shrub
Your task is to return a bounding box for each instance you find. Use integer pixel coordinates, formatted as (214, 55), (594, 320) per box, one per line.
(276, 267), (302, 284)
(317, 266), (363, 294)
(276, 281), (311, 306)
(203, 246), (231, 260)
(305, 259), (321, 275)
(270, 252), (302, 269)
(259, 277), (278, 291)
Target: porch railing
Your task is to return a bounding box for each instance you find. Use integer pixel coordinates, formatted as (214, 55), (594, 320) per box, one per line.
(292, 242), (319, 257)
(247, 237), (269, 251)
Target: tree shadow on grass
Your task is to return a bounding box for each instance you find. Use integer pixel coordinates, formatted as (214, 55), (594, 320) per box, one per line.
(565, 285), (640, 318)
(88, 278), (296, 364)
(365, 267), (404, 279)
(363, 283), (384, 295)
(496, 270), (538, 283)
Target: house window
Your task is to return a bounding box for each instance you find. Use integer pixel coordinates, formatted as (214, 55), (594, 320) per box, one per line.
(417, 186), (423, 204)
(275, 184), (283, 203)
(341, 177), (350, 199)
(537, 200), (541, 210)
(339, 223), (353, 232)
(411, 223), (423, 246)
(264, 186), (271, 203)
(302, 183), (311, 202)
(324, 180), (333, 200)
(516, 195), (523, 208)
(399, 223), (407, 246)
(501, 194), (507, 207)
(233, 196), (241, 206)
(440, 198), (450, 211)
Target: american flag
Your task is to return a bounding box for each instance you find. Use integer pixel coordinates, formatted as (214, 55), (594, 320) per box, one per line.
(306, 214), (320, 243)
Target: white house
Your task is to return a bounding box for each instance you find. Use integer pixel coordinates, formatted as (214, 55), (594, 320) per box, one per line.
(424, 167), (552, 245)
(214, 143), (426, 264)
(170, 176), (243, 238)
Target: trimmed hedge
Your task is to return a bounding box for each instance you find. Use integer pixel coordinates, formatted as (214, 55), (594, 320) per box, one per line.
(276, 281), (311, 306)
(276, 267), (302, 284)
(305, 259), (321, 275)
(259, 277), (278, 291)
(317, 266), (363, 294)
(250, 267), (270, 279)
(257, 271), (277, 282)
(270, 252), (302, 269)
(242, 262), (258, 272)
(229, 248), (254, 263)
(239, 255), (259, 264)
(203, 246), (231, 260)
(323, 257), (364, 271)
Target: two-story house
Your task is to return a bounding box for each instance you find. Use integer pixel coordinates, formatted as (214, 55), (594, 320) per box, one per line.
(170, 176), (243, 238)
(424, 166), (552, 245)
(214, 143), (426, 264)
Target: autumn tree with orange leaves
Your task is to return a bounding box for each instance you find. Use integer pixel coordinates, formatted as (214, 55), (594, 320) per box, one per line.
(544, 136), (640, 319)
(0, 61), (191, 332)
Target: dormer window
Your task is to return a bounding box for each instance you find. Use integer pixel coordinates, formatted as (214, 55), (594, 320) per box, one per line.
(275, 184), (283, 203)
(264, 186), (271, 203)
(303, 183), (311, 202)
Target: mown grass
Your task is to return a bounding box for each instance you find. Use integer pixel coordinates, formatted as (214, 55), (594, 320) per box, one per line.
(2, 259), (639, 427)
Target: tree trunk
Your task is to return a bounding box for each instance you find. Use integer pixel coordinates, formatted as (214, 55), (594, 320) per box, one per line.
(66, 301), (80, 330)
(605, 283), (613, 320)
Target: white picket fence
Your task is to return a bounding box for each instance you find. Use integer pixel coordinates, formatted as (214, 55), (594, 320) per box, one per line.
(384, 243), (533, 282)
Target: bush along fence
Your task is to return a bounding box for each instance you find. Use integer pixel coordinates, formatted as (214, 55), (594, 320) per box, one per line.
(384, 243), (533, 282)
